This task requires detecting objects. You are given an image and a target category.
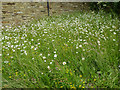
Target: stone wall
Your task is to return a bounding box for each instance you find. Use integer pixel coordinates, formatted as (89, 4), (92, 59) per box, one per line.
(2, 2), (89, 27)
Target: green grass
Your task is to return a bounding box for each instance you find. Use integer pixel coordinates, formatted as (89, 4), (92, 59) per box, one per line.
(2, 11), (119, 88)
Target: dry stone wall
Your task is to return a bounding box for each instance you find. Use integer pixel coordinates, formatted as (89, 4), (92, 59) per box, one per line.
(2, 2), (89, 27)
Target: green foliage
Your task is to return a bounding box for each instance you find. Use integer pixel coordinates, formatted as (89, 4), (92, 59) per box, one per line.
(89, 2), (120, 16)
(2, 11), (119, 88)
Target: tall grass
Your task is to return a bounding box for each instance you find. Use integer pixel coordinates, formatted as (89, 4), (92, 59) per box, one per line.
(2, 11), (119, 88)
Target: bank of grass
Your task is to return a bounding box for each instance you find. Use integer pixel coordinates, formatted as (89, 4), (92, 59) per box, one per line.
(2, 11), (119, 88)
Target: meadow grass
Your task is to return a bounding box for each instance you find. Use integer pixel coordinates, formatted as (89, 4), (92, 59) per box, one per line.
(2, 11), (119, 88)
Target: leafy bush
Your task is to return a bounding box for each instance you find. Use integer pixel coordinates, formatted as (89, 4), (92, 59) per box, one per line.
(89, 2), (120, 15)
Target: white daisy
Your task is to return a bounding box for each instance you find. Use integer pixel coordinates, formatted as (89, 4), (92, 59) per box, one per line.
(63, 62), (66, 65)
(50, 62), (52, 64)
(82, 57), (85, 60)
(54, 54), (57, 58)
(43, 56), (46, 59)
(79, 45), (82, 47)
(47, 66), (50, 69)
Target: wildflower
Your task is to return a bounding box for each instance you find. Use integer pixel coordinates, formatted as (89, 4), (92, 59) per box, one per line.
(112, 26), (116, 28)
(82, 86), (85, 88)
(60, 86), (63, 88)
(71, 86), (76, 89)
(34, 48), (37, 50)
(70, 85), (72, 87)
(64, 43), (68, 47)
(50, 62), (52, 64)
(76, 46), (78, 49)
(97, 41), (100, 44)
(84, 42), (88, 45)
(39, 53), (42, 56)
(24, 41), (27, 43)
(83, 81), (85, 84)
(4, 61), (9, 63)
(113, 32), (116, 35)
(119, 65), (120, 68)
(80, 39), (82, 41)
(31, 46), (34, 49)
(103, 4), (106, 6)
(83, 49), (85, 51)
(113, 39), (116, 41)
(110, 30), (113, 32)
(82, 57), (85, 60)
(24, 51), (27, 55)
(44, 60), (46, 62)
(91, 86), (93, 88)
(94, 79), (96, 81)
(0, 54), (2, 56)
(79, 85), (81, 88)
(79, 45), (82, 48)
(70, 72), (73, 75)
(47, 66), (50, 69)
(80, 75), (82, 77)
(16, 72), (18, 76)
(9, 76), (11, 78)
(13, 49), (15, 52)
(48, 54), (50, 56)
(8, 63), (10, 65)
(54, 54), (57, 58)
(43, 56), (46, 59)
(63, 62), (66, 65)
(31, 39), (34, 41)
(91, 11), (94, 13)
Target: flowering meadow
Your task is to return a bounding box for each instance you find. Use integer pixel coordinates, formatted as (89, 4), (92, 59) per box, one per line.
(2, 11), (119, 88)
